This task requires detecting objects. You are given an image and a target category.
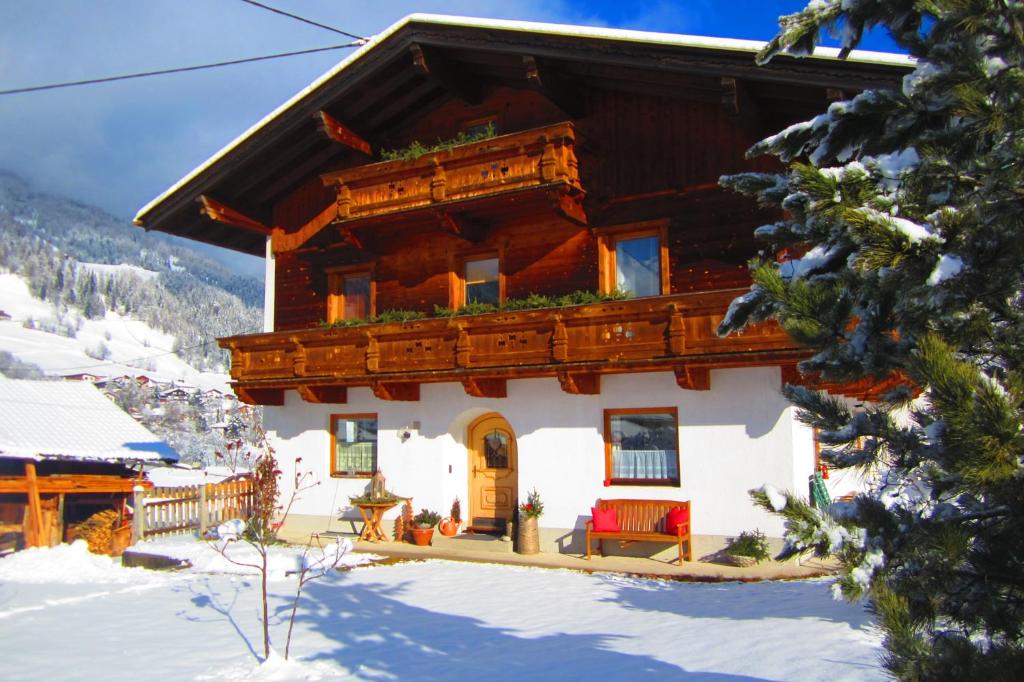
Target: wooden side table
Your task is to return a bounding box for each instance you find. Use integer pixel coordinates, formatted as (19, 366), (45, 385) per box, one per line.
(355, 502), (397, 543)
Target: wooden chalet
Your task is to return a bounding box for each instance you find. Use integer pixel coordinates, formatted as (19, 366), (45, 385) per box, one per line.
(0, 378), (175, 553)
(135, 15), (910, 557)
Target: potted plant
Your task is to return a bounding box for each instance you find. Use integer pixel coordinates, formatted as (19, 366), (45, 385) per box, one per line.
(410, 509), (441, 546)
(723, 529), (770, 567)
(517, 489), (544, 555)
(438, 497), (461, 537)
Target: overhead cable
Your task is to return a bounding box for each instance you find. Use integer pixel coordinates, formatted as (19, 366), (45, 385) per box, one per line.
(238, 0), (368, 41)
(0, 43), (362, 96)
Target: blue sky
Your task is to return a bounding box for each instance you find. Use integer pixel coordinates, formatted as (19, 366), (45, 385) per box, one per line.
(0, 1), (900, 275)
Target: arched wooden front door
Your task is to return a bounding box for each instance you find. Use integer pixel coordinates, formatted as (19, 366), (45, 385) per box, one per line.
(467, 412), (518, 532)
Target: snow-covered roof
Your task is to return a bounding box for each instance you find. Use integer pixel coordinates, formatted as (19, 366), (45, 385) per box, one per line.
(0, 378), (179, 463)
(134, 13), (912, 225)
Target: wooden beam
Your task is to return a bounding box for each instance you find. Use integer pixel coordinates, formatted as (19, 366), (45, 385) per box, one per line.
(315, 111), (372, 156)
(23, 462), (44, 547)
(371, 381), (420, 401)
(361, 78), (442, 131)
(548, 190), (587, 225)
(297, 385), (348, 404)
(461, 377), (507, 398)
(557, 371), (600, 395)
(0, 475), (152, 495)
(522, 55), (586, 117)
(410, 43), (484, 105)
(235, 386), (285, 406)
(197, 196), (273, 235)
(674, 366), (711, 391)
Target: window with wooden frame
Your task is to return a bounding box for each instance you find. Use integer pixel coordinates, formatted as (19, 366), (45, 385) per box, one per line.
(326, 265), (374, 323)
(330, 413), (377, 477)
(596, 221), (670, 298)
(604, 407), (680, 486)
(450, 251), (504, 308)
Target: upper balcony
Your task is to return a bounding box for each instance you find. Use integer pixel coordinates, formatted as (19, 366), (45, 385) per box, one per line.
(272, 121), (585, 254)
(219, 289), (808, 405)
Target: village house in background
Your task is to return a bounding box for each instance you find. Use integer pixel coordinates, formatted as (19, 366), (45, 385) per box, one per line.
(0, 377), (178, 553)
(135, 15), (909, 558)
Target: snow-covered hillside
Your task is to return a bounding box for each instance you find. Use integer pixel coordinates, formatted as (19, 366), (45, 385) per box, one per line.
(0, 272), (229, 391)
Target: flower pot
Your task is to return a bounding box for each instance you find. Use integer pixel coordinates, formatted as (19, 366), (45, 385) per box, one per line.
(517, 515), (540, 555)
(438, 517), (459, 537)
(411, 526), (434, 546)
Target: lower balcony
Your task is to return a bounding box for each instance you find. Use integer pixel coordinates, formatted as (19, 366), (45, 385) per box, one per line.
(219, 290), (810, 405)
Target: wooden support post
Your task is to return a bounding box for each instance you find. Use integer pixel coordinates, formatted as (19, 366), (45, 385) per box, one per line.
(24, 462), (43, 548)
(133, 485), (147, 543)
(199, 484), (208, 537)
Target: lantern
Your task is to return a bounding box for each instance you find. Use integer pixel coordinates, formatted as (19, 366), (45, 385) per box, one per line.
(370, 470), (386, 500)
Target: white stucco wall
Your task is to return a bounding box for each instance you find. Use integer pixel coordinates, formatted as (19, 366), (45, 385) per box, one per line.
(266, 366), (818, 542)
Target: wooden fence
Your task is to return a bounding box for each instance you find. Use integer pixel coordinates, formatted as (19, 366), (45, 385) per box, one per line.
(133, 477), (254, 540)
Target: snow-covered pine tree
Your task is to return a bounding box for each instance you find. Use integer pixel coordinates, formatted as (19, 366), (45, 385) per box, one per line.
(719, 1), (1024, 677)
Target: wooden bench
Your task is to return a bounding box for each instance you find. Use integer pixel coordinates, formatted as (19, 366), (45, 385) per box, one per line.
(586, 498), (691, 564)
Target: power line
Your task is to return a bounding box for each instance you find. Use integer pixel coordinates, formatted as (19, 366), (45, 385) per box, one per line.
(238, 0), (367, 41)
(0, 43), (362, 96)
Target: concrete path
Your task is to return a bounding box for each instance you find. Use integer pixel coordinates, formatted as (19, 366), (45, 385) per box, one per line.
(280, 529), (836, 582)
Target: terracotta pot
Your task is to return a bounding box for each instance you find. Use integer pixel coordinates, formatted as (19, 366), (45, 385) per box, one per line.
(438, 517), (459, 537)
(411, 526), (434, 546)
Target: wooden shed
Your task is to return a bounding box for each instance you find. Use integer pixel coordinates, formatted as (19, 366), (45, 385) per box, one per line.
(0, 378), (178, 554)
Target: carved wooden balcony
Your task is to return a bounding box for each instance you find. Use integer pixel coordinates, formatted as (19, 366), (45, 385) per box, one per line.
(272, 121), (585, 253)
(219, 290), (808, 404)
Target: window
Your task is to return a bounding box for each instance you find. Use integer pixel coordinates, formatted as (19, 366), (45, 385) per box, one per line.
(597, 221), (670, 297)
(604, 408), (680, 485)
(327, 268), (374, 322)
(330, 414), (377, 477)
(463, 256), (500, 306)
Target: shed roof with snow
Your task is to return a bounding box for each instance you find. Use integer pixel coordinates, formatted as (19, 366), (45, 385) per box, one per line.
(0, 378), (179, 463)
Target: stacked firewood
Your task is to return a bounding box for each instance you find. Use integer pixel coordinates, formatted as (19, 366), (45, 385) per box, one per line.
(73, 509), (120, 554)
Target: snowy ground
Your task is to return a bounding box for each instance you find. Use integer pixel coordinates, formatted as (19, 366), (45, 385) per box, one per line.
(0, 538), (884, 681)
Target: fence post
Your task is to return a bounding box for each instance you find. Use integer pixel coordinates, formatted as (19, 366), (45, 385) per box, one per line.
(199, 484), (208, 537)
(132, 485), (146, 543)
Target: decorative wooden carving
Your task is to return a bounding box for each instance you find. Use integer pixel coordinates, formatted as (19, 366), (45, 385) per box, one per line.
(674, 366), (711, 391)
(371, 381), (420, 401)
(557, 371), (600, 395)
(235, 387), (285, 406)
(455, 326), (472, 367)
(314, 110), (372, 156)
(551, 317), (569, 362)
(366, 335), (380, 372)
(296, 385), (348, 404)
(666, 304), (686, 355)
(197, 195), (272, 235)
(291, 339), (307, 376)
(461, 377), (507, 398)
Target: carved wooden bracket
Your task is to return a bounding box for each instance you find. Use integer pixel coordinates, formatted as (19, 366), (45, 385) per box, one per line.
(522, 55), (585, 117)
(314, 110), (372, 156)
(197, 195), (272, 235)
(297, 385), (348, 404)
(557, 371), (600, 395)
(674, 366), (711, 391)
(461, 377), (507, 398)
(235, 387), (284, 406)
(371, 381), (420, 401)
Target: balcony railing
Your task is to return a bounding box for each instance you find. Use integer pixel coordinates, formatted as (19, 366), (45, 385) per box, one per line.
(320, 121), (582, 223)
(220, 290), (806, 402)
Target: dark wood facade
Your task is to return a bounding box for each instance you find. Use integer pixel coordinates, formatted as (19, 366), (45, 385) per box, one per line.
(135, 18), (908, 404)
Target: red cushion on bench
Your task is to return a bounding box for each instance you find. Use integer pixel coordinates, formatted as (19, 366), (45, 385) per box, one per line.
(591, 507), (620, 532)
(666, 506), (688, 532)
